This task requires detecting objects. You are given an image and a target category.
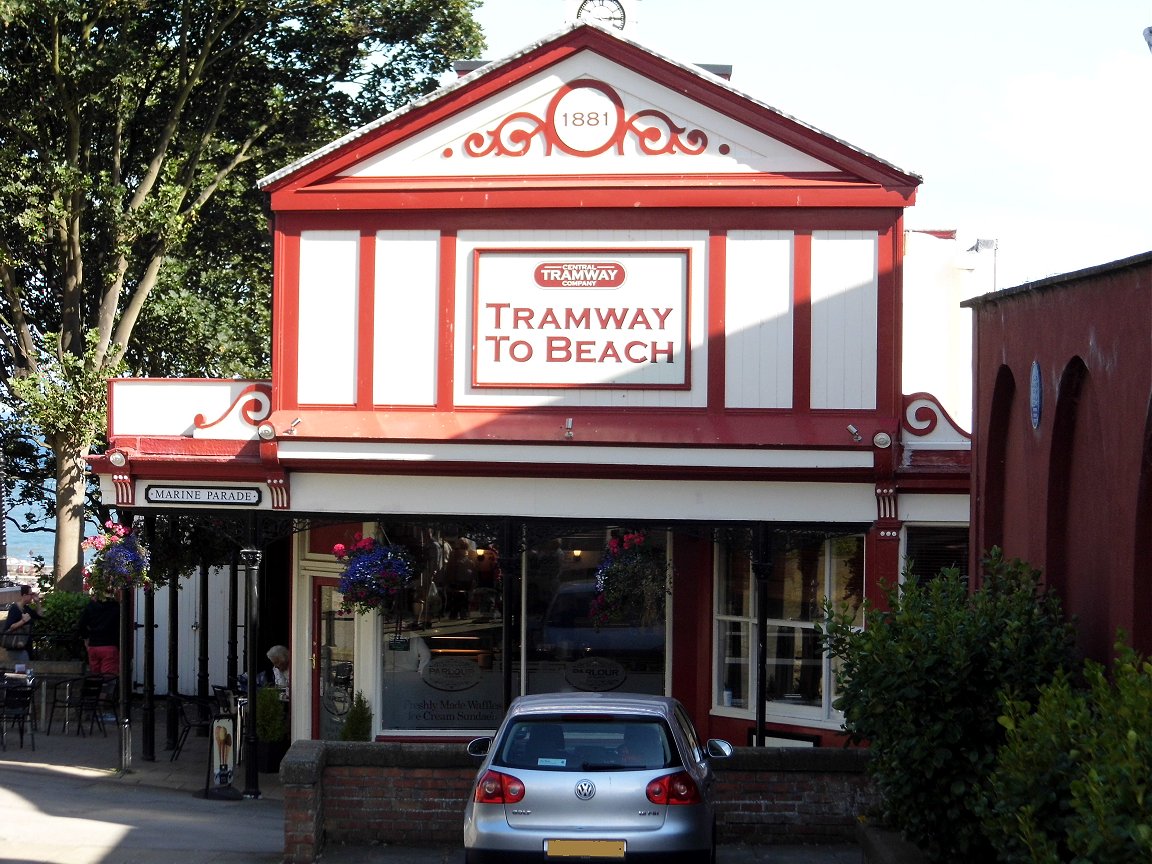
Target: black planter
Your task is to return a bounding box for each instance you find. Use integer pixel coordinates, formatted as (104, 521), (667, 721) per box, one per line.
(256, 740), (289, 774)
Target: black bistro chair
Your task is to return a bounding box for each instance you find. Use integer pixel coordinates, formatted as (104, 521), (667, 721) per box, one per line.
(0, 684), (36, 751)
(171, 694), (214, 762)
(46, 675), (108, 737)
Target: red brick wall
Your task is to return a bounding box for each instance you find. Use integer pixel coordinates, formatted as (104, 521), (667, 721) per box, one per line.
(281, 741), (875, 863)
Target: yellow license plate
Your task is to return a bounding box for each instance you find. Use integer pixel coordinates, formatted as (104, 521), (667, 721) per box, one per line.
(546, 839), (626, 858)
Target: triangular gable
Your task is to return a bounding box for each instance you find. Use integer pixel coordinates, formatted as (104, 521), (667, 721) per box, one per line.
(260, 24), (920, 194)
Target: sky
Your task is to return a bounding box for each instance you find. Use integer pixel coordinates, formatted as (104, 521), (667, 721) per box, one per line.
(465, 0), (1152, 289)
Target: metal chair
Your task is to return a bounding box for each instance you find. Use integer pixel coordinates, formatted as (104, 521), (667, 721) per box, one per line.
(46, 675), (108, 737)
(0, 684), (36, 750)
(171, 694), (214, 762)
(52, 677), (107, 737)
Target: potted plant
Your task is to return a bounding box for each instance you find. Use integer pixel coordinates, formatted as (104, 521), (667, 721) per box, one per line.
(339, 690), (373, 741)
(254, 686), (289, 773)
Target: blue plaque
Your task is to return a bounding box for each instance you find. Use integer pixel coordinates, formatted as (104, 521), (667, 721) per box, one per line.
(1030, 361), (1042, 429)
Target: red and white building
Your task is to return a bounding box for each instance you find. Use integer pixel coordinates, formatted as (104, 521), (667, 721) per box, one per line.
(91, 24), (969, 746)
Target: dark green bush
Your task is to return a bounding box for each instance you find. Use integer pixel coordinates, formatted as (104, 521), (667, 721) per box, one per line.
(33, 590), (90, 660)
(987, 641), (1152, 863)
(821, 548), (1075, 862)
(255, 686), (288, 742)
(340, 690), (374, 741)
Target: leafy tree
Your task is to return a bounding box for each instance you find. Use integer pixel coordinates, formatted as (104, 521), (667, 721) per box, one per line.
(0, 0), (485, 588)
(820, 548), (1076, 862)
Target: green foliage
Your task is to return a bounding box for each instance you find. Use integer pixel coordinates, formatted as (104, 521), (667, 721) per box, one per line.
(339, 690), (374, 741)
(255, 686), (288, 743)
(33, 589), (90, 660)
(986, 640), (1152, 863)
(0, 0), (486, 578)
(820, 548), (1076, 862)
(8, 331), (125, 450)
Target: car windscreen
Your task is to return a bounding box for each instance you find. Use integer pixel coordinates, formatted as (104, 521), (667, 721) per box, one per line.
(492, 715), (680, 772)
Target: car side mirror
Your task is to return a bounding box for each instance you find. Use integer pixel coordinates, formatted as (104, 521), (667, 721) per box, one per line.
(467, 736), (492, 757)
(706, 738), (733, 759)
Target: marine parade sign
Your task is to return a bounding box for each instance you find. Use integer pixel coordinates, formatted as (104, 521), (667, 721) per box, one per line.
(145, 485), (262, 506)
(472, 248), (690, 389)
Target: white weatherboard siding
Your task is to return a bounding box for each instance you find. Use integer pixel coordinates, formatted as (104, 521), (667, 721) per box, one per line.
(289, 471), (880, 523)
(374, 231), (440, 406)
(725, 231), (794, 409)
(298, 231), (360, 405)
(809, 232), (878, 410)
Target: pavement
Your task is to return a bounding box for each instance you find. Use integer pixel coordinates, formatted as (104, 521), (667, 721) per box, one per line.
(0, 698), (862, 864)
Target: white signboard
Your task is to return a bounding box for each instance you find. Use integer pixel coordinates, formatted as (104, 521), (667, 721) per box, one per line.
(145, 486), (262, 506)
(472, 249), (690, 389)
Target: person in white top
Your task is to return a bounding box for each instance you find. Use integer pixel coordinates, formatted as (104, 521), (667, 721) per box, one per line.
(266, 645), (290, 688)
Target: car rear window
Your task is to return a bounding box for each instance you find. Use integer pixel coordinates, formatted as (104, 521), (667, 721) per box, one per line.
(493, 716), (680, 772)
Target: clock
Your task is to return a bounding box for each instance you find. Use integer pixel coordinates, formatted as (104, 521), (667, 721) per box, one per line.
(577, 0), (626, 30)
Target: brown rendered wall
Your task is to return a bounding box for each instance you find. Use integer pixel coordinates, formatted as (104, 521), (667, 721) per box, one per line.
(966, 252), (1152, 662)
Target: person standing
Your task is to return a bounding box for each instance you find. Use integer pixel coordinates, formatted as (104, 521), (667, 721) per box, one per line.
(4, 585), (42, 664)
(78, 592), (121, 675)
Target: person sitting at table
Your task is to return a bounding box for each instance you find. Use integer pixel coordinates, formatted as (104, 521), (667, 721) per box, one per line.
(77, 591), (120, 675)
(266, 645), (290, 689)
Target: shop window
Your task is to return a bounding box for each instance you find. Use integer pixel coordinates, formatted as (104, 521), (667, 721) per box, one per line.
(904, 526), (969, 587)
(524, 528), (667, 698)
(714, 532), (864, 725)
(379, 524), (506, 731)
(374, 523), (668, 734)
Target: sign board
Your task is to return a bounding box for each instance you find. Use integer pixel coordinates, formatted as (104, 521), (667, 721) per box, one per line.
(472, 248), (691, 389)
(145, 486), (262, 506)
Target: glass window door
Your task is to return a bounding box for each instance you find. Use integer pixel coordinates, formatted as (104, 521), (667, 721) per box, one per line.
(312, 578), (356, 739)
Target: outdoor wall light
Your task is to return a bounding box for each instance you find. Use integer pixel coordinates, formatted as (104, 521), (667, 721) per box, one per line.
(846, 424), (862, 443)
(564, 417), (574, 439)
(257, 422), (276, 441)
(873, 431), (893, 449)
(107, 450), (128, 468)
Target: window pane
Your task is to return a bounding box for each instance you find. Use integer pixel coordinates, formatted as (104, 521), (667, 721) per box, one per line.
(764, 624), (823, 707)
(716, 619), (751, 708)
(830, 535), (865, 627)
(718, 545), (754, 617)
(526, 529), (666, 696)
(905, 526), (969, 585)
(767, 538), (824, 623)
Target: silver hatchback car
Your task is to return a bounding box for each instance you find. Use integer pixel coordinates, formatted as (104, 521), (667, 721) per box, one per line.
(464, 692), (733, 864)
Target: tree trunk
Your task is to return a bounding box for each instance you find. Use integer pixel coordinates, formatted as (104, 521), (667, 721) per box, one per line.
(53, 440), (88, 592)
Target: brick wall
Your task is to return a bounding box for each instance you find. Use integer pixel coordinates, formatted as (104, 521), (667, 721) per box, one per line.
(280, 741), (876, 864)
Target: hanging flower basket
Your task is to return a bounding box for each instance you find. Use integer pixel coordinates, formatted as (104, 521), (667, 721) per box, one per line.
(333, 534), (415, 615)
(590, 530), (668, 629)
(82, 521), (151, 596)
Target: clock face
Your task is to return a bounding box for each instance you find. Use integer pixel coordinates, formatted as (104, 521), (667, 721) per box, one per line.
(577, 0), (626, 30)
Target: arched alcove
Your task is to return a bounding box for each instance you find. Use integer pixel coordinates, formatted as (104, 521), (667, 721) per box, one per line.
(981, 364), (1016, 563)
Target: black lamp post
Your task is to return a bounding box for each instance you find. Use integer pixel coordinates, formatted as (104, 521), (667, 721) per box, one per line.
(240, 546), (263, 799)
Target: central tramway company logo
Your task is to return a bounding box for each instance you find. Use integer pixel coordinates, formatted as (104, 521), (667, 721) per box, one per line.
(534, 261), (626, 289)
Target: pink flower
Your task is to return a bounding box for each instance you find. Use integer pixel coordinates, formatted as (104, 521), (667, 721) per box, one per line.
(332, 543), (346, 558)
